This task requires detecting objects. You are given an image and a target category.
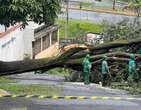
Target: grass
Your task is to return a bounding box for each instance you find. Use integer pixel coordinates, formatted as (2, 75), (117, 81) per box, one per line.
(11, 108), (27, 110)
(80, 2), (95, 8)
(0, 77), (62, 95)
(57, 19), (103, 38)
(0, 77), (17, 83)
(47, 68), (70, 76)
(0, 84), (62, 95)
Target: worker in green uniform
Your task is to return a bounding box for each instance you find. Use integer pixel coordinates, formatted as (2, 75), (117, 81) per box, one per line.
(82, 54), (92, 85)
(101, 55), (110, 86)
(128, 54), (139, 82)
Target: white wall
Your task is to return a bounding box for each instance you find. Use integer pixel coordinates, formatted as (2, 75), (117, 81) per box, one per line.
(0, 22), (53, 61)
(0, 28), (25, 61)
(23, 28), (34, 59)
(0, 25), (5, 33)
(23, 22), (42, 59)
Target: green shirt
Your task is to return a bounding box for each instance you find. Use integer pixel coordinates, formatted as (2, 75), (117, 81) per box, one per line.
(128, 59), (136, 73)
(82, 58), (91, 73)
(102, 60), (109, 74)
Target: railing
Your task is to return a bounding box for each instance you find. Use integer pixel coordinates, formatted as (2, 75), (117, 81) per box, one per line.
(60, 35), (103, 48)
(60, 37), (84, 48)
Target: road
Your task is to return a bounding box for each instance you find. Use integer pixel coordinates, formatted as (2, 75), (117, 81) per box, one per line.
(1, 73), (141, 110)
(60, 9), (136, 23)
(69, 0), (127, 7)
(60, 0), (138, 23)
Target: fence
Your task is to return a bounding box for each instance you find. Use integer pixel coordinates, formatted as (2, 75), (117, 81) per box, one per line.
(60, 34), (103, 48)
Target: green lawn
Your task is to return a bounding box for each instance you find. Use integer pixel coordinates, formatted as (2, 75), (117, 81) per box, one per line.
(0, 84), (62, 95)
(57, 19), (102, 38)
(0, 77), (17, 83)
(0, 77), (61, 95)
(80, 2), (95, 8)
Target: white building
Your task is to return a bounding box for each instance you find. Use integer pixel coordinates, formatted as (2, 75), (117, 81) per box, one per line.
(0, 22), (60, 61)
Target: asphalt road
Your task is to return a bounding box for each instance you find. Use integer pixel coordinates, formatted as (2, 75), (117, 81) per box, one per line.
(60, 9), (136, 23)
(62, 0), (136, 24)
(1, 97), (141, 110)
(1, 73), (141, 110)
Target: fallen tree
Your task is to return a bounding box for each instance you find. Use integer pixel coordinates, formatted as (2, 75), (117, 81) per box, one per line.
(0, 39), (141, 76)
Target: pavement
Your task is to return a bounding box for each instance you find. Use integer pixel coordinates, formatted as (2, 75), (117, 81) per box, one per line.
(1, 73), (141, 110)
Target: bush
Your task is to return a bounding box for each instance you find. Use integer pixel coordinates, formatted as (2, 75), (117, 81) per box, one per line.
(102, 18), (141, 42)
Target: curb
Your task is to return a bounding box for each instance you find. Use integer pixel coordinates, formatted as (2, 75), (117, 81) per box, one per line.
(69, 82), (127, 94)
(0, 95), (141, 101)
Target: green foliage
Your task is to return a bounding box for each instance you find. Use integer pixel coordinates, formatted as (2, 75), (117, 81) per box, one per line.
(129, 0), (141, 16)
(102, 19), (141, 42)
(69, 23), (86, 38)
(31, 0), (63, 26)
(0, 0), (63, 28)
(0, 0), (32, 27)
(111, 82), (141, 95)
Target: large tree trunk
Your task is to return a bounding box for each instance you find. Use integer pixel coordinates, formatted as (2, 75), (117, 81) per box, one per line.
(0, 45), (87, 76)
(0, 39), (141, 76)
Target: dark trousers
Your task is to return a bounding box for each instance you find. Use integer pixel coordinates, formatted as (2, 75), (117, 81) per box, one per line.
(102, 74), (110, 86)
(83, 72), (90, 85)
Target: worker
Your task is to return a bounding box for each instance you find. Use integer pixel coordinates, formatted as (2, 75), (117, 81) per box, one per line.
(128, 54), (139, 82)
(101, 55), (111, 86)
(82, 54), (92, 85)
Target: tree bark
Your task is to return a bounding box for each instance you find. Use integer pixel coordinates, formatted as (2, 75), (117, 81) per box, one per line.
(0, 52), (140, 76)
(1, 39), (141, 76)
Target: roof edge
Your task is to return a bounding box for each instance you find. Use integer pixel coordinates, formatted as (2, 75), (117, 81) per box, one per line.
(0, 24), (21, 39)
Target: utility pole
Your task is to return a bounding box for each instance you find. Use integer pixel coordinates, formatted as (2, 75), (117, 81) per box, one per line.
(113, 0), (116, 10)
(65, 0), (69, 39)
(80, 2), (82, 20)
(66, 0), (69, 25)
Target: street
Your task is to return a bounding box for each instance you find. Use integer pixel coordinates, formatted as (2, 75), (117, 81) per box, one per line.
(60, 0), (138, 24)
(60, 9), (136, 23)
(0, 73), (141, 110)
(0, 0), (141, 110)
(1, 97), (141, 110)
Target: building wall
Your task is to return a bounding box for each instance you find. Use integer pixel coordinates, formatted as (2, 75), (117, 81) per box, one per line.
(0, 25), (5, 33)
(32, 32), (57, 58)
(0, 24), (35, 61)
(52, 30), (58, 44)
(23, 28), (34, 59)
(32, 38), (41, 57)
(0, 28), (25, 61)
(33, 25), (60, 58)
(0, 23), (60, 61)
(42, 34), (50, 50)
